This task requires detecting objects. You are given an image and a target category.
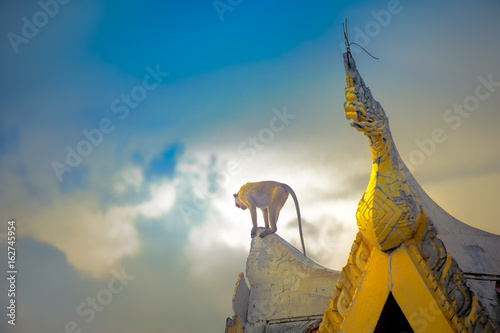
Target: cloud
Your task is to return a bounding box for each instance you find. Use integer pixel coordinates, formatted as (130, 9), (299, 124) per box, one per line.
(12, 146), (214, 277)
(145, 143), (184, 181)
(23, 195), (138, 277)
(0, 237), (94, 332)
(58, 164), (91, 194)
(31, 173), (182, 277)
(136, 181), (176, 218)
(0, 147), (181, 277)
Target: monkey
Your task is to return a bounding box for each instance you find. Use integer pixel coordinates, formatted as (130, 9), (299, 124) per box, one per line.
(233, 181), (306, 256)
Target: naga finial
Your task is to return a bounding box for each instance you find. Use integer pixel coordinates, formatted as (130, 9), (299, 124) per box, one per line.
(341, 21), (423, 251)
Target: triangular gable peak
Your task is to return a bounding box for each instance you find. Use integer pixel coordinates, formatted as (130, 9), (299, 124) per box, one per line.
(318, 42), (500, 332)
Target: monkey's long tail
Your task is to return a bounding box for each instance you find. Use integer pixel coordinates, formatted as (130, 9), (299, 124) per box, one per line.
(281, 183), (306, 256)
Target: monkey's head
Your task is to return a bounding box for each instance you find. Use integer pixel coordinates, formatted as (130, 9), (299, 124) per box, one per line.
(233, 193), (247, 210)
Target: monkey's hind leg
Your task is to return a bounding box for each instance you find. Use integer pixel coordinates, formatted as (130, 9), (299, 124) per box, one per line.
(259, 189), (287, 238)
(259, 207), (279, 238)
(261, 208), (270, 229)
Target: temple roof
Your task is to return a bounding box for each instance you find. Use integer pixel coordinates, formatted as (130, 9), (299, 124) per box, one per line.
(322, 34), (500, 330)
(406, 162), (500, 277)
(405, 162), (500, 327)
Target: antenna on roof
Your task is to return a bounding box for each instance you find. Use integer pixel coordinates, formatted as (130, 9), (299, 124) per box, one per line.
(342, 18), (379, 62)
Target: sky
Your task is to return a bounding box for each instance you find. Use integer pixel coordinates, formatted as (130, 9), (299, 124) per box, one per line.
(0, 0), (499, 332)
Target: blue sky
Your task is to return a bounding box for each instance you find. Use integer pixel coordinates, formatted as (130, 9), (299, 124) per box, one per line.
(1, 0), (500, 332)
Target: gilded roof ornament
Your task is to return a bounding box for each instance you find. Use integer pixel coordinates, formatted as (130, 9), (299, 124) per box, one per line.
(342, 23), (424, 251)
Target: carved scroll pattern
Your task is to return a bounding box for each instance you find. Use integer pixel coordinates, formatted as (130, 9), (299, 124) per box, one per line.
(408, 221), (498, 332)
(319, 232), (372, 333)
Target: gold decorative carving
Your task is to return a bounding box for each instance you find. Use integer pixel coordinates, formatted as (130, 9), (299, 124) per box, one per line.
(343, 48), (423, 252)
(319, 232), (372, 332)
(407, 220), (498, 332)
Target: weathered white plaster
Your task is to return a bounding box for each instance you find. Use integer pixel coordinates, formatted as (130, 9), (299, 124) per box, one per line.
(243, 228), (340, 333)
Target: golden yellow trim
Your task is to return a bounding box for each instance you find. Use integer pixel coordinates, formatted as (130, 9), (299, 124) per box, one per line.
(392, 245), (456, 333)
(340, 247), (391, 332)
(408, 225), (498, 332)
(319, 232), (372, 332)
